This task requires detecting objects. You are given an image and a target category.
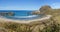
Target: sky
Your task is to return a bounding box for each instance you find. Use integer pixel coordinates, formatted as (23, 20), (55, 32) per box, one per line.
(0, 0), (60, 10)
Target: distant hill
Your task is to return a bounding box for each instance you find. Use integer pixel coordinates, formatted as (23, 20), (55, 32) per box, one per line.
(32, 5), (60, 15)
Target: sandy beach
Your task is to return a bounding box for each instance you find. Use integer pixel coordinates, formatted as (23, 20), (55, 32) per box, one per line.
(0, 15), (52, 23)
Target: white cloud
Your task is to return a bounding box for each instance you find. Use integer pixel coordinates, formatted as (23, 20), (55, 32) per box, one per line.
(51, 2), (60, 9)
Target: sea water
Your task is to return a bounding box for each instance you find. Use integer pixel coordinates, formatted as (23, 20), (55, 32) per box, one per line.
(0, 10), (41, 20)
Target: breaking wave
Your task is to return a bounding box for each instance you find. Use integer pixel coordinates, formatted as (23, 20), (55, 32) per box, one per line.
(13, 15), (38, 18)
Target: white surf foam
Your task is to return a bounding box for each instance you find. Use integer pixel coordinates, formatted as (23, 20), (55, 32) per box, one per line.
(13, 15), (38, 18)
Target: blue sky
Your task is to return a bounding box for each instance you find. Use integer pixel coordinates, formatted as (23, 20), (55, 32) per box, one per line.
(0, 0), (60, 10)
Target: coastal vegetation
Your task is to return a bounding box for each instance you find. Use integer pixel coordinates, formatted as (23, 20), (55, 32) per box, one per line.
(0, 5), (60, 32)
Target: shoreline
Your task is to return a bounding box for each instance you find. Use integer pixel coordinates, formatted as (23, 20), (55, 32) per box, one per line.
(0, 15), (52, 23)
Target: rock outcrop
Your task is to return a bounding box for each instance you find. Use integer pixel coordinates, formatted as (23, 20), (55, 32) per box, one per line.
(0, 12), (14, 16)
(8, 12), (15, 16)
(31, 11), (40, 15)
(39, 5), (52, 15)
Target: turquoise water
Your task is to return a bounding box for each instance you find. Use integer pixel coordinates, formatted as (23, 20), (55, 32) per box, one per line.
(0, 10), (41, 20)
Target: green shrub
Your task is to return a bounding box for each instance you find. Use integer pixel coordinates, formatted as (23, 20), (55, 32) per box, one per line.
(41, 22), (60, 32)
(4, 23), (18, 31)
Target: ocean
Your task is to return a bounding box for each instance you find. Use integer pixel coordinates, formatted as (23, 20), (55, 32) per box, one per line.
(0, 10), (41, 20)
